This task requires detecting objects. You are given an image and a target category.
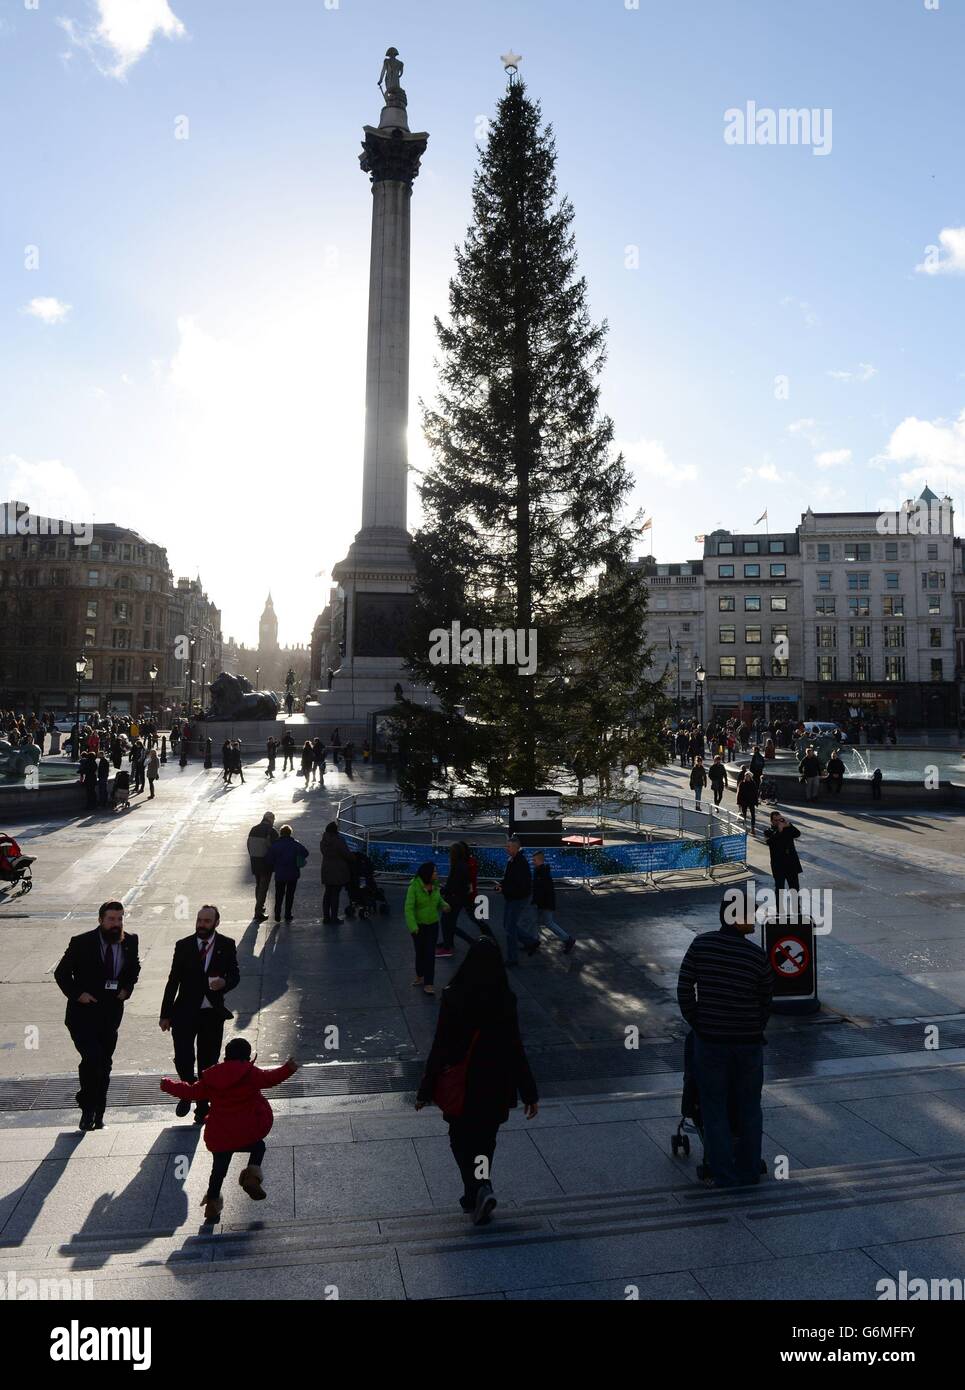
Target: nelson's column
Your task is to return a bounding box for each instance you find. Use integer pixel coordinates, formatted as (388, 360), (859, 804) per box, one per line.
(303, 47), (430, 742)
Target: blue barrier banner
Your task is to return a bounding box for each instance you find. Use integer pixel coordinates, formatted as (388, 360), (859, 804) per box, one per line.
(346, 831), (747, 879)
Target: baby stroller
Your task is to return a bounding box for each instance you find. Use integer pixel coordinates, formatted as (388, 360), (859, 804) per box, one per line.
(670, 1032), (765, 1181)
(343, 850), (390, 920)
(758, 776), (779, 806)
(111, 770), (132, 812)
(0, 834), (34, 896)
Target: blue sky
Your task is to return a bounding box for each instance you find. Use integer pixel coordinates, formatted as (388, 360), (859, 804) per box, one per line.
(2, 0), (964, 644)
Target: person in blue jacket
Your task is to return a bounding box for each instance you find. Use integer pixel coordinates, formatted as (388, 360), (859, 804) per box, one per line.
(264, 824), (309, 923)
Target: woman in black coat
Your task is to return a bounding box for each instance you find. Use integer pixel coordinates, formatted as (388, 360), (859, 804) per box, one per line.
(439, 842), (477, 954)
(416, 939), (538, 1225)
(736, 768), (759, 833)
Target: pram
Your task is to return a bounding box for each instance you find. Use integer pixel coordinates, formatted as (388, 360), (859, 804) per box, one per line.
(111, 770), (131, 811)
(670, 1032), (765, 1181)
(0, 833), (34, 896)
(343, 850), (390, 920)
(758, 776), (779, 806)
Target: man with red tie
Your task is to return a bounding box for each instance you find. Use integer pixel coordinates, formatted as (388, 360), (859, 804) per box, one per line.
(159, 905), (240, 1124)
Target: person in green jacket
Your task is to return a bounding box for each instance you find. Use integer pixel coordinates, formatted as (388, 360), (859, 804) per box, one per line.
(405, 861), (443, 996)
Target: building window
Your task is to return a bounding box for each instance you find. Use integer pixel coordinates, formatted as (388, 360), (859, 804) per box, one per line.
(745, 625), (762, 643)
(717, 541), (734, 555)
(883, 595), (904, 617)
(719, 657), (736, 679)
(884, 542), (898, 560)
(768, 539), (786, 554)
(845, 543), (872, 562)
(719, 564), (734, 578)
(744, 540), (760, 554)
(815, 596), (836, 615)
(769, 563), (787, 578)
(771, 656), (789, 677)
(928, 595), (941, 615)
(817, 572), (832, 591)
(816, 625), (837, 648)
(86, 600), (98, 619)
(846, 572), (870, 590)
(817, 544), (831, 562)
(88, 570), (100, 586)
(718, 596), (735, 611)
(931, 658), (943, 681)
(84, 627), (96, 645)
(818, 654), (837, 681)
(745, 656), (762, 677)
(922, 571), (946, 589)
(744, 564), (760, 578)
(883, 625), (904, 649)
(884, 571), (899, 589)
(112, 629), (131, 649)
(848, 596), (870, 617)
(719, 625), (736, 644)
(927, 544), (938, 560)
(884, 654), (905, 682)
(930, 627), (943, 648)
(850, 625), (871, 648)
(771, 595), (788, 611)
(744, 596), (761, 611)
(113, 602), (129, 622)
(850, 654), (870, 681)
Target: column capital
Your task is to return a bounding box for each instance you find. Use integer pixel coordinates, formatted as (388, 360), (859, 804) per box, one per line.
(359, 126), (429, 190)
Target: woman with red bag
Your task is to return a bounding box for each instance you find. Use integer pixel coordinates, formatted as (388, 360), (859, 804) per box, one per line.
(415, 938), (538, 1225)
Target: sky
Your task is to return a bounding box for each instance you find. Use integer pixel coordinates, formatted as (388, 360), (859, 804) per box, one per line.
(2, 0), (965, 645)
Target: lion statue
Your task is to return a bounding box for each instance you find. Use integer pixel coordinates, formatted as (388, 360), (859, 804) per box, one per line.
(205, 672), (280, 721)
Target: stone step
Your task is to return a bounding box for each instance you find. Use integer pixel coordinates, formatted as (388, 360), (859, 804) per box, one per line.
(10, 1148), (965, 1280)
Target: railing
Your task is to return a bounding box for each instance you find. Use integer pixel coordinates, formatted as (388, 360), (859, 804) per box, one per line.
(335, 793), (747, 888)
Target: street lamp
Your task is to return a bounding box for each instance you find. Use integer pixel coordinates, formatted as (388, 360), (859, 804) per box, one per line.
(255, 666), (260, 690)
(695, 660), (706, 726)
(148, 662), (158, 719)
(72, 654), (87, 761)
(200, 662), (206, 713)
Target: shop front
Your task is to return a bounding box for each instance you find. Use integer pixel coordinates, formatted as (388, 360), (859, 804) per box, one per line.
(804, 684), (957, 728)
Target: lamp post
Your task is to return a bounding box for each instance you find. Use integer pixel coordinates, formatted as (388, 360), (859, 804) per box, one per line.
(255, 666), (260, 691)
(148, 663), (158, 721)
(695, 660), (706, 727)
(72, 654), (87, 761)
(200, 662), (206, 714)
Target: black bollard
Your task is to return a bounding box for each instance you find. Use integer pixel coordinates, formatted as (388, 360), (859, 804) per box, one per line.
(160, 735), (167, 765)
(204, 737), (212, 770)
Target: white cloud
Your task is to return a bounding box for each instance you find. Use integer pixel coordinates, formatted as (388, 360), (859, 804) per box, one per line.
(915, 227), (965, 276)
(60, 0), (186, 80)
(815, 448), (852, 469)
(0, 455), (93, 519)
(780, 296), (819, 328)
(618, 437), (698, 486)
(828, 363), (877, 383)
(22, 296), (71, 324)
(787, 418), (815, 434)
(739, 462), (785, 487)
(877, 409), (965, 490)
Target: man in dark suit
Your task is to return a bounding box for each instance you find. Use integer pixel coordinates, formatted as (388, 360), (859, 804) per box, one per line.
(159, 905), (239, 1124)
(54, 900), (141, 1132)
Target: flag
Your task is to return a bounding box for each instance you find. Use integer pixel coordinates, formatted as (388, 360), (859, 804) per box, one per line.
(668, 626), (673, 650)
(755, 509), (768, 525)
(639, 518), (652, 532)
(694, 534), (705, 543)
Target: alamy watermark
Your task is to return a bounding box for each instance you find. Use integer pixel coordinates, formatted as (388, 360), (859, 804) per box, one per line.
(876, 497), (953, 536)
(1, 501), (92, 547)
(723, 879), (833, 934)
(724, 102), (832, 156)
(1, 1271), (94, 1300)
(428, 621), (537, 676)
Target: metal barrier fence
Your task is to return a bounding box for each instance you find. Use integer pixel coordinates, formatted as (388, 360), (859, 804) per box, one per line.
(336, 793), (747, 887)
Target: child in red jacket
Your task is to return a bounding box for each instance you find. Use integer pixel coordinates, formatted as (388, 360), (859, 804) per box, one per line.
(160, 1038), (298, 1223)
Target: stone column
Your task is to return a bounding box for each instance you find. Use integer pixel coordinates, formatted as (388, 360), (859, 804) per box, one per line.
(358, 103), (428, 539)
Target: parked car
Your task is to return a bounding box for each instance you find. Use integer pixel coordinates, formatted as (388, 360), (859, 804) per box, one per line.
(0, 738), (42, 780)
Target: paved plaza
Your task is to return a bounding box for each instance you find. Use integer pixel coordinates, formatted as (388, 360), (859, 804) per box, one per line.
(2, 749), (965, 1299)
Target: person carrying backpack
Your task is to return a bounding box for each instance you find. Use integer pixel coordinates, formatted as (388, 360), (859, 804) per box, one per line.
(160, 1038), (298, 1223)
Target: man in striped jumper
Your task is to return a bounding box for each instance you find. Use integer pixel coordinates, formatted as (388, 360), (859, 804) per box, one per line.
(676, 896), (773, 1187)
